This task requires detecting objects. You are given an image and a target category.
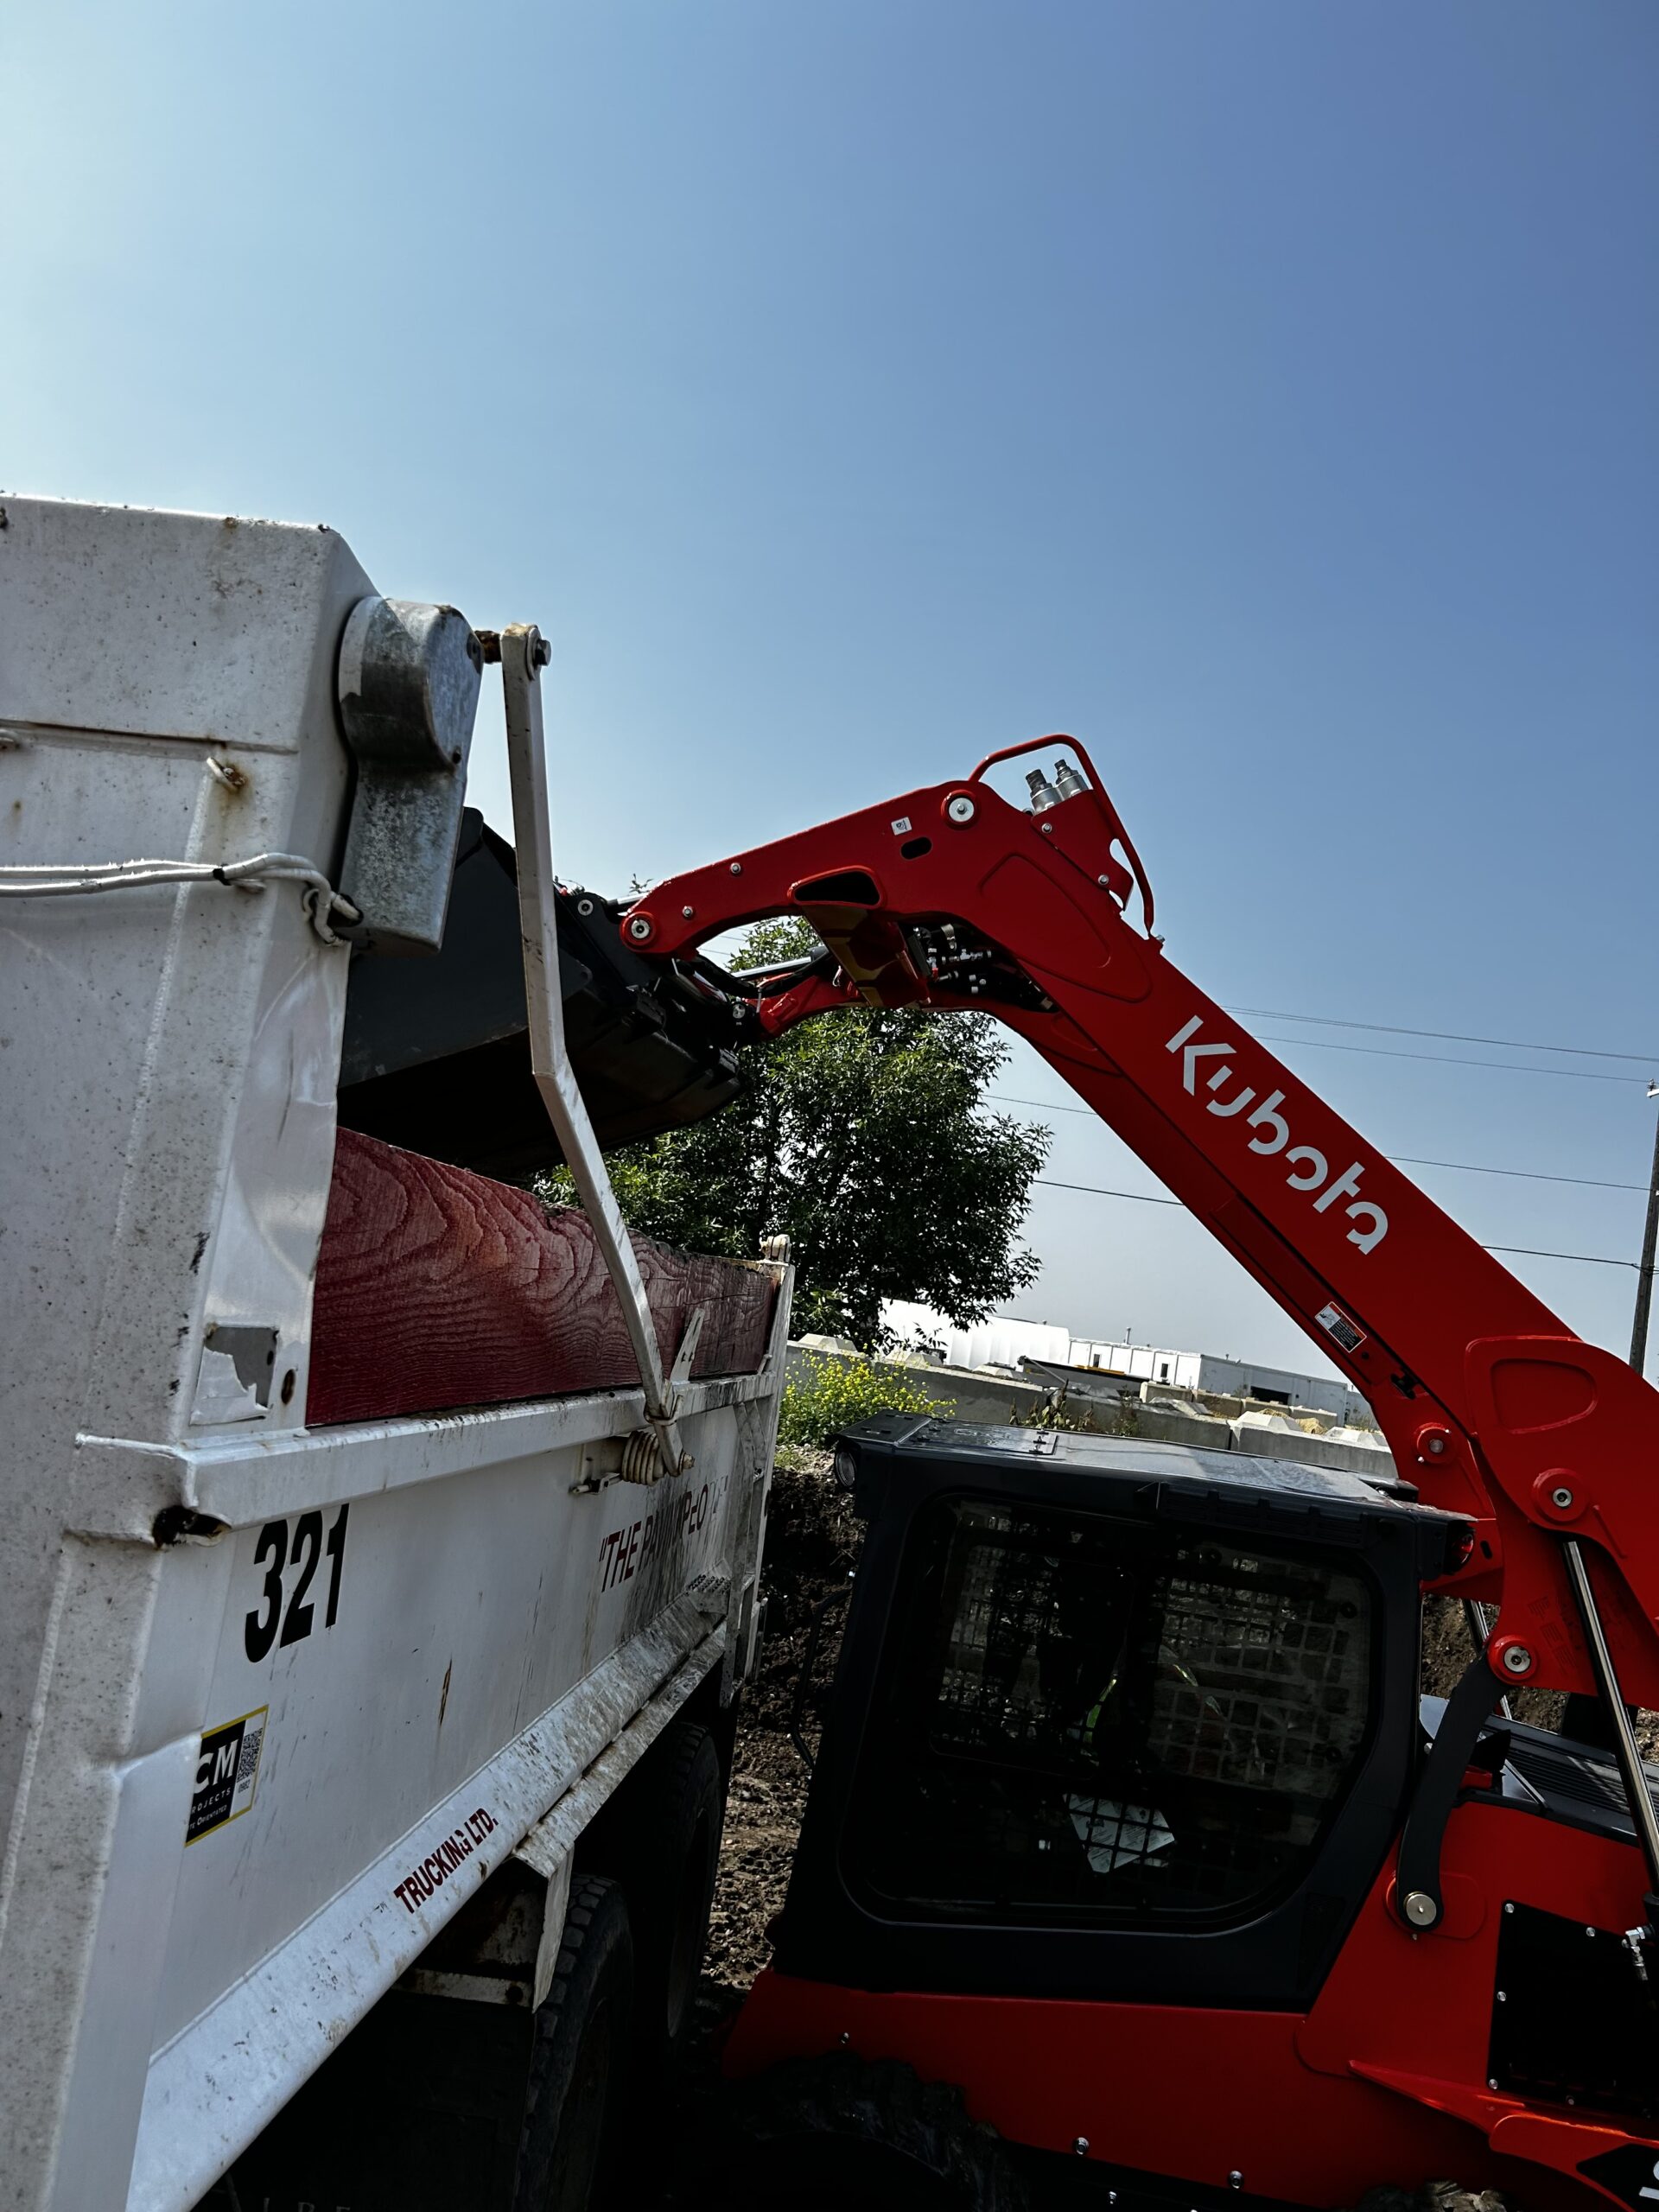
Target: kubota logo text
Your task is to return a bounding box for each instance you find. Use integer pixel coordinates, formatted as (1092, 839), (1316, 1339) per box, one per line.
(1166, 1017), (1389, 1255)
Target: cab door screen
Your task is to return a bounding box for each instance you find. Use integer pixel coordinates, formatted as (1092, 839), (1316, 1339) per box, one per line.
(848, 1497), (1373, 1923)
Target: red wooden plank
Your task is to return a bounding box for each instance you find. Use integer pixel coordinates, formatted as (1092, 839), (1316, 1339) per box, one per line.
(307, 1128), (776, 1427)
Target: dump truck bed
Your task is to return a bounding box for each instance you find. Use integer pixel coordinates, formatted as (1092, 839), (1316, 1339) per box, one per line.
(0, 497), (787, 2212)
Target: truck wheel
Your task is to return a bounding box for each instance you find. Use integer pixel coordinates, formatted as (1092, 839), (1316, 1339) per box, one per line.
(713, 2054), (1030, 2212)
(626, 1721), (726, 2083)
(514, 1876), (633, 2212)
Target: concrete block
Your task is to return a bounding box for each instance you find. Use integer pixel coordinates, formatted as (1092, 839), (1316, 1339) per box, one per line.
(1230, 1413), (1398, 1479)
(1128, 1404), (1236, 1450)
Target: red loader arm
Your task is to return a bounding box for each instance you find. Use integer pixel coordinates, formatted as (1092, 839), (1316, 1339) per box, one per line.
(626, 737), (1659, 1710)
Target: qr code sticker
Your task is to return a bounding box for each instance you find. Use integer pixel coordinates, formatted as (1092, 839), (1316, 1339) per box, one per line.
(236, 1722), (264, 1789)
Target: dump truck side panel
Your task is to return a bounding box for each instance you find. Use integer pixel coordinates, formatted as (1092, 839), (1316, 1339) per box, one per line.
(0, 500), (787, 2212)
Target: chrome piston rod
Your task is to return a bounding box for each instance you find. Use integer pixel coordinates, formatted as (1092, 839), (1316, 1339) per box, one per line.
(1560, 1536), (1659, 1902)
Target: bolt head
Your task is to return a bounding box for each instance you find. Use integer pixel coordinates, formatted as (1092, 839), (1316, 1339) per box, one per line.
(1229, 2176), (1243, 2193)
(681, 904), (695, 919)
(1039, 820), (1054, 834)
(945, 794), (976, 825)
(729, 861), (743, 874)
(1072, 2138), (1090, 2157)
(1551, 1485), (1574, 1510)
(1501, 1642), (1534, 1676)
(1402, 1890), (1438, 1928)
(626, 915), (653, 943)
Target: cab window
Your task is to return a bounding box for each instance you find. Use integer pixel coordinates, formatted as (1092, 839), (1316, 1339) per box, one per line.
(847, 1496), (1374, 1924)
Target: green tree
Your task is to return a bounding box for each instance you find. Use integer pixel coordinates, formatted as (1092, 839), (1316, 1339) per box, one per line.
(542, 922), (1051, 1349)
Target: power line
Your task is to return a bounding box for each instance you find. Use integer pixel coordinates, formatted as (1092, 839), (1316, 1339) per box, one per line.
(995, 1096), (1642, 1192)
(1487, 1243), (1638, 1270)
(1037, 1178), (1179, 1207)
(1250, 1032), (1647, 1085)
(1391, 1154), (1640, 1194)
(1235, 1006), (1658, 1068)
(1031, 1179), (1637, 1271)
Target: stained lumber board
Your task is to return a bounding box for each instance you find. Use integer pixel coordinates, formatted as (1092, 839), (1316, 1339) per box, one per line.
(307, 1128), (776, 1427)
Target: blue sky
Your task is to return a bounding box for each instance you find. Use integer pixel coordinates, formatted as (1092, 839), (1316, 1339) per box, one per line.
(6, 2), (1656, 1376)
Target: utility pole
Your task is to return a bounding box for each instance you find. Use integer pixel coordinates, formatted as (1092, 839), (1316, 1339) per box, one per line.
(1630, 1083), (1659, 1377)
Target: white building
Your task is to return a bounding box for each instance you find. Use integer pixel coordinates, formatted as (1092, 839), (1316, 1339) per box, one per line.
(1066, 1339), (1352, 1420)
(882, 1302), (1361, 1421)
(881, 1300), (1071, 1374)
(1066, 1338), (1203, 1392)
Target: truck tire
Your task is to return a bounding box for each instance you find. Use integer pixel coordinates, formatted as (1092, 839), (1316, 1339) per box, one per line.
(711, 2053), (1030, 2212)
(624, 1721), (726, 2084)
(513, 1876), (633, 2212)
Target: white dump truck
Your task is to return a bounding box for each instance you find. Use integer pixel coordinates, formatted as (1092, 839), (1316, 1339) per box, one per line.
(0, 497), (791, 2211)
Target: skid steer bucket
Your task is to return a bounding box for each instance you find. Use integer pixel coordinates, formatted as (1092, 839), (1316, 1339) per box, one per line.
(338, 808), (746, 1176)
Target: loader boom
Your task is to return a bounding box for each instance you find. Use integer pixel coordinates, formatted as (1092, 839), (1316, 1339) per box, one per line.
(625, 737), (1659, 1713)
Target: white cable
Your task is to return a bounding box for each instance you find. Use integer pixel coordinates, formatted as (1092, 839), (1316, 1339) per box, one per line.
(0, 852), (362, 944)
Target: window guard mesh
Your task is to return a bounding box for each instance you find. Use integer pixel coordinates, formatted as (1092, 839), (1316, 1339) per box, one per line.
(856, 1500), (1372, 1919)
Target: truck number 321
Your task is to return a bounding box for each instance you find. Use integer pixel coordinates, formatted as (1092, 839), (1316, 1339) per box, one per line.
(245, 1504), (350, 1662)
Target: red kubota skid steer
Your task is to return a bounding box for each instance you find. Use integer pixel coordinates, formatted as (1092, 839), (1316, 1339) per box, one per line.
(622, 741), (1659, 2212)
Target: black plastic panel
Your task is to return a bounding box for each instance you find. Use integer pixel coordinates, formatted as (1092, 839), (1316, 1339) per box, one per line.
(1490, 1902), (1659, 2120)
(1579, 2141), (1659, 2208)
(1500, 1730), (1659, 1847)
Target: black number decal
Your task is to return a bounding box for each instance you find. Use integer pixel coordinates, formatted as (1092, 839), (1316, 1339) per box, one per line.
(280, 1511), (322, 1647)
(245, 1504), (350, 1662)
(245, 1521), (288, 1662)
(324, 1502), (349, 1627)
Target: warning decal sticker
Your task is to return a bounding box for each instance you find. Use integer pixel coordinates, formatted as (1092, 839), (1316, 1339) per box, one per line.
(187, 1704), (268, 1846)
(1314, 1302), (1367, 1357)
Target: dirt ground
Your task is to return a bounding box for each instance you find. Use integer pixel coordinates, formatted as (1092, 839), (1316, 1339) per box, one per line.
(701, 1450), (854, 1999)
(652, 1450), (854, 2202)
(696, 1452), (851, 1992)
